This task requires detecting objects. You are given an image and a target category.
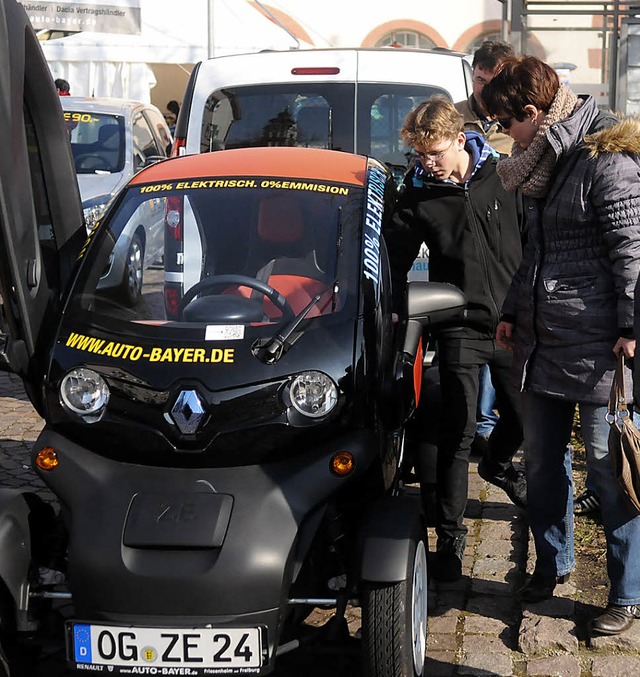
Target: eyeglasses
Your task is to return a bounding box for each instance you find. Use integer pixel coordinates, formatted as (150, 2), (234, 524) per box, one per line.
(413, 139), (455, 163)
(497, 116), (514, 130)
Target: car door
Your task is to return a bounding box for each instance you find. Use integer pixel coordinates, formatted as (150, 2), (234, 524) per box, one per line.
(0, 0), (84, 400)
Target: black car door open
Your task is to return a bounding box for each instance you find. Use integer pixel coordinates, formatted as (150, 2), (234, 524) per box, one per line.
(0, 0), (84, 403)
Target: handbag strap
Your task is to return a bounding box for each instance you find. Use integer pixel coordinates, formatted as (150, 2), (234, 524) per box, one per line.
(608, 352), (629, 421)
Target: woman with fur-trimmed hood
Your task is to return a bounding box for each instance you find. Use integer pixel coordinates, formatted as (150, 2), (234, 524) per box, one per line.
(482, 55), (640, 635)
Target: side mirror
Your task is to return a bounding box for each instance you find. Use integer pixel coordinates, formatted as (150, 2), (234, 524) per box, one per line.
(407, 281), (466, 329)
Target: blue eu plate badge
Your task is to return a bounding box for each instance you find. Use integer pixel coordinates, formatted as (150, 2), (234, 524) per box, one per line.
(74, 624), (92, 662)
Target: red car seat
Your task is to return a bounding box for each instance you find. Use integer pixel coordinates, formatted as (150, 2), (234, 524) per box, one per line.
(236, 194), (335, 319)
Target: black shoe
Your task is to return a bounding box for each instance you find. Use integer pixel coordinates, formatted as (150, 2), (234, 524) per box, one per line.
(592, 604), (640, 635)
(574, 489), (601, 516)
(478, 458), (527, 509)
(518, 572), (570, 603)
(470, 434), (490, 457)
(431, 535), (466, 582)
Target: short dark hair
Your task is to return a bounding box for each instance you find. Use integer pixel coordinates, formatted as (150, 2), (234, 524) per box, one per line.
(166, 100), (180, 116)
(481, 55), (559, 121)
(55, 78), (70, 93)
(472, 40), (514, 71)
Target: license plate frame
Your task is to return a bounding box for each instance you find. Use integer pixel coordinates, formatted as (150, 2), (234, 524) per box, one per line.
(67, 621), (266, 674)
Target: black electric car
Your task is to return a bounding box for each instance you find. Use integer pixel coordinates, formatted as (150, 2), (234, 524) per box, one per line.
(0, 3), (465, 674)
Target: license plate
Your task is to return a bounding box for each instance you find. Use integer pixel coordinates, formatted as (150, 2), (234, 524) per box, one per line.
(69, 622), (264, 673)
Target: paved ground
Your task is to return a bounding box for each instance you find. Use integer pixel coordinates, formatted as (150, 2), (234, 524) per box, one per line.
(2, 370), (640, 675)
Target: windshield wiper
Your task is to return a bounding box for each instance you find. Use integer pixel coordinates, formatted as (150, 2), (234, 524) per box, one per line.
(252, 294), (322, 364)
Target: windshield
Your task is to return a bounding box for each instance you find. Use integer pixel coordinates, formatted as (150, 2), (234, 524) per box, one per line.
(66, 177), (362, 334)
(64, 111), (125, 174)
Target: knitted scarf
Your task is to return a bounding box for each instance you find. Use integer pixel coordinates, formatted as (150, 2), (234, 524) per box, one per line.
(496, 85), (580, 198)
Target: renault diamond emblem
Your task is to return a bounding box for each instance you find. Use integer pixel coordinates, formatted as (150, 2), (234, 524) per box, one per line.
(171, 390), (206, 434)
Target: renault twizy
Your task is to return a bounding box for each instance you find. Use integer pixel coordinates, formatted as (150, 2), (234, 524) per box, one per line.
(0, 3), (466, 674)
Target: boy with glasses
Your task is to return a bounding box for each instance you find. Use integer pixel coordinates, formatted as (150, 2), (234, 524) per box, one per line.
(385, 96), (526, 581)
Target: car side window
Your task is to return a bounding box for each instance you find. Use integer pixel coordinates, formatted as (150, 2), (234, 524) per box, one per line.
(143, 108), (172, 156)
(132, 112), (161, 171)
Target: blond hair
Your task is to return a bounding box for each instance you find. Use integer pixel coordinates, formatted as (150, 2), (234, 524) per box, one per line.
(401, 95), (464, 148)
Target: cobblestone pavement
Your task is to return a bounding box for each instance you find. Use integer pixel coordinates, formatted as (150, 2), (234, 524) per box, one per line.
(2, 371), (640, 676)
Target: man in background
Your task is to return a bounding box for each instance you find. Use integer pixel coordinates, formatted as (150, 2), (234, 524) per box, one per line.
(455, 40), (513, 155)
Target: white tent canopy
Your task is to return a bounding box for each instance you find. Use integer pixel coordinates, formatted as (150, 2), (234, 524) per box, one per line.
(41, 0), (308, 102)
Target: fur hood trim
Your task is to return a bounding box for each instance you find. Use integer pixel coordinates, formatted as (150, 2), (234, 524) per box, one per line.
(584, 117), (640, 158)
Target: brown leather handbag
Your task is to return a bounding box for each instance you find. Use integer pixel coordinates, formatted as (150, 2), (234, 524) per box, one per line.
(607, 352), (640, 514)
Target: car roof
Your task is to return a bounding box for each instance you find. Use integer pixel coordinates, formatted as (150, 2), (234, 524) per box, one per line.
(130, 147), (370, 187)
(203, 46), (469, 62)
(60, 96), (150, 115)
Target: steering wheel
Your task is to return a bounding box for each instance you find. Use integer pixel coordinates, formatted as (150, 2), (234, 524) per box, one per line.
(75, 154), (111, 171)
(178, 274), (295, 321)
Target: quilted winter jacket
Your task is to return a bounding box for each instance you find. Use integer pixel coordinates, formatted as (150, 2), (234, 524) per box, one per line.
(503, 96), (640, 403)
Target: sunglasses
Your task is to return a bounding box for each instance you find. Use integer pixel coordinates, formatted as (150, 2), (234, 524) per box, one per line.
(497, 116), (514, 130)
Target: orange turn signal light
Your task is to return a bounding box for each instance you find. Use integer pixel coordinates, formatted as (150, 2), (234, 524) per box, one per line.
(35, 447), (59, 471)
(330, 451), (355, 477)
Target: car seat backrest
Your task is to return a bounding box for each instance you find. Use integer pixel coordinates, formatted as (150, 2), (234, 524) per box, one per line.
(257, 194), (305, 246)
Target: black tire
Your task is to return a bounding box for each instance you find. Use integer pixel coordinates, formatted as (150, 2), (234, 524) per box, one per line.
(118, 231), (144, 306)
(361, 536), (428, 677)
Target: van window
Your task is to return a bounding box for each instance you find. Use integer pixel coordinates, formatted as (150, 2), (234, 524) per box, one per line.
(201, 84), (354, 154)
(357, 84), (449, 167)
(199, 82), (449, 174)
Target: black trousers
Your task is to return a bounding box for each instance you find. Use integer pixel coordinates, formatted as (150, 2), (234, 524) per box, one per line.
(435, 336), (524, 541)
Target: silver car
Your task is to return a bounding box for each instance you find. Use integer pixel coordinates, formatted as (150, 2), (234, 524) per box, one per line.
(61, 97), (172, 305)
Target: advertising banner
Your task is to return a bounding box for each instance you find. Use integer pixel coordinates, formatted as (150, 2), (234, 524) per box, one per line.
(22, 0), (142, 34)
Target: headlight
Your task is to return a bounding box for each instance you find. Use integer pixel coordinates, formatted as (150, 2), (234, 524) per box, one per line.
(288, 371), (338, 418)
(83, 201), (110, 231)
(59, 368), (110, 422)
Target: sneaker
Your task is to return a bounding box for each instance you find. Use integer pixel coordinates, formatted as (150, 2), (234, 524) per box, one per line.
(574, 489), (600, 515)
(478, 457), (527, 509)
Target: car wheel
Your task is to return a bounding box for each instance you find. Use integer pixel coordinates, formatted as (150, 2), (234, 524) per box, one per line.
(361, 536), (428, 677)
(119, 232), (144, 306)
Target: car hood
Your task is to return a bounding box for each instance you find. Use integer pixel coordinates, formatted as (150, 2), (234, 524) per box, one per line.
(77, 172), (127, 205)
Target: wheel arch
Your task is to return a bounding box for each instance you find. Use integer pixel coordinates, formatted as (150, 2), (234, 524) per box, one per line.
(0, 489), (31, 625)
(359, 494), (423, 583)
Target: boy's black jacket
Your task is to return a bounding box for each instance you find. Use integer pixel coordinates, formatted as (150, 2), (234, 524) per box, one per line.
(385, 155), (526, 338)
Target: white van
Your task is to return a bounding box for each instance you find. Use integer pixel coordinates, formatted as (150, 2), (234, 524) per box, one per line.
(173, 47), (472, 182)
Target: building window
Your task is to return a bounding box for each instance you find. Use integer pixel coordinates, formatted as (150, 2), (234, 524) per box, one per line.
(377, 31), (436, 50)
(466, 32), (503, 55)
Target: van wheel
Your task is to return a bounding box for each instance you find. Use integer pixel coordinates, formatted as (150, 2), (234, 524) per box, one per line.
(119, 232), (144, 306)
(361, 537), (428, 677)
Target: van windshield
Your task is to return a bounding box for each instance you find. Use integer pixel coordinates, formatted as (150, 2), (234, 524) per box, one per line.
(200, 83), (448, 173)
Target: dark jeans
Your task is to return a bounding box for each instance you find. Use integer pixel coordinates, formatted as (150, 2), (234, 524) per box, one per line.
(435, 336), (524, 541)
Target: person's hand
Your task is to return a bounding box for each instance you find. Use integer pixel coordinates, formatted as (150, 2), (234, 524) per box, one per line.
(613, 337), (635, 359)
(496, 320), (515, 351)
